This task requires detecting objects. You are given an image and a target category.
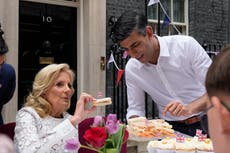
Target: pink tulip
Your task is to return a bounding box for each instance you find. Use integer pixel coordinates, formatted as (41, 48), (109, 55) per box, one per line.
(106, 114), (120, 134)
(65, 138), (80, 151)
(92, 116), (104, 127)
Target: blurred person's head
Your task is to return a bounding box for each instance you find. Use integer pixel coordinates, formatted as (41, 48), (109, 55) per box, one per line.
(24, 63), (75, 118)
(205, 45), (230, 153)
(0, 24), (8, 65)
(0, 134), (15, 153)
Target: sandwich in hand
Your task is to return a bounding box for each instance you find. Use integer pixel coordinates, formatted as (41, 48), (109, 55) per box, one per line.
(92, 97), (112, 106)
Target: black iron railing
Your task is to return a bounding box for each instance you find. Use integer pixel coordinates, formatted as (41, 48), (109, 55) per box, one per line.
(106, 45), (129, 123)
(202, 41), (222, 59)
(106, 44), (157, 123)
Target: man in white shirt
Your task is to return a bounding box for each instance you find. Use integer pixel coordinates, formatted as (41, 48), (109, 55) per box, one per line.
(111, 10), (212, 136)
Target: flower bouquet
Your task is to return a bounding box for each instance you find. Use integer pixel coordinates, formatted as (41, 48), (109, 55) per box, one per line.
(65, 114), (129, 153)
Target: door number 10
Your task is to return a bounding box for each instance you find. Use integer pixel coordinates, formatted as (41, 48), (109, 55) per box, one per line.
(42, 16), (52, 23)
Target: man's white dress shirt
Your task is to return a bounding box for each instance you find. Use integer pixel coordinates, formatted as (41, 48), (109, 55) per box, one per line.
(125, 35), (212, 121)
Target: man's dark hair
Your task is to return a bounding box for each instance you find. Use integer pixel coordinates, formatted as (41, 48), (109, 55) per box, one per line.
(205, 46), (230, 96)
(0, 23), (8, 55)
(111, 10), (147, 44)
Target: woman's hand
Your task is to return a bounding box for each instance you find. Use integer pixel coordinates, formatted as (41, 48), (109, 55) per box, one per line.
(70, 92), (96, 126)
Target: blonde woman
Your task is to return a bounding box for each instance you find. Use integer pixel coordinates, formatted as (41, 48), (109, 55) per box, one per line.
(14, 63), (95, 152)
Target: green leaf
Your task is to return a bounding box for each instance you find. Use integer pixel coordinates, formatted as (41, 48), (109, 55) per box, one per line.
(105, 138), (114, 148)
(105, 148), (118, 153)
(113, 124), (125, 152)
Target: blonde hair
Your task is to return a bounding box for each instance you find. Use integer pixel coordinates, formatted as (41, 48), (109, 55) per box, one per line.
(24, 63), (75, 118)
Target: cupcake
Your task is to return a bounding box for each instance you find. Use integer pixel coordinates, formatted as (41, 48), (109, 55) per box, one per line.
(156, 138), (175, 153)
(175, 137), (196, 153)
(196, 138), (214, 153)
(147, 140), (160, 153)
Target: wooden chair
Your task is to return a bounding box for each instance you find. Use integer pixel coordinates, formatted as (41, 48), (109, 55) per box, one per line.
(78, 117), (128, 153)
(0, 122), (16, 140)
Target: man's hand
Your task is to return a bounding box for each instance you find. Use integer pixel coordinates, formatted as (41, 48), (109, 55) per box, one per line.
(163, 100), (192, 117)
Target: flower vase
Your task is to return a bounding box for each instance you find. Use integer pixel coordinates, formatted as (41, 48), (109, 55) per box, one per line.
(105, 148), (118, 153)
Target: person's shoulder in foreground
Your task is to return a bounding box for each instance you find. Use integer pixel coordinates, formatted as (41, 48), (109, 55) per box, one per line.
(0, 134), (15, 153)
(205, 45), (230, 153)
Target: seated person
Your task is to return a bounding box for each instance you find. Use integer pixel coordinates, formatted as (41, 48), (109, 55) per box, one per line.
(14, 63), (96, 152)
(205, 46), (230, 153)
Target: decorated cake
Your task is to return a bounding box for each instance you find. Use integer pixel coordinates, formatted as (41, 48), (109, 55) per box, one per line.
(196, 138), (214, 153)
(147, 140), (160, 153)
(147, 129), (214, 153)
(157, 138), (175, 153)
(175, 136), (196, 153)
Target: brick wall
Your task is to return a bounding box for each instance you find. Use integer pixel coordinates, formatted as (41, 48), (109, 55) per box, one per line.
(106, 0), (146, 51)
(189, 0), (229, 47)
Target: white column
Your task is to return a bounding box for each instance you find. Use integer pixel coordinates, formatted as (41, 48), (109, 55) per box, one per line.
(78, 0), (106, 116)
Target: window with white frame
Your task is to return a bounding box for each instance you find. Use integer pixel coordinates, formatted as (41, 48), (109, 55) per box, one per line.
(147, 0), (188, 36)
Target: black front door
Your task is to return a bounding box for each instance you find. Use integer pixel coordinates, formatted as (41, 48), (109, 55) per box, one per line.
(19, 1), (77, 113)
